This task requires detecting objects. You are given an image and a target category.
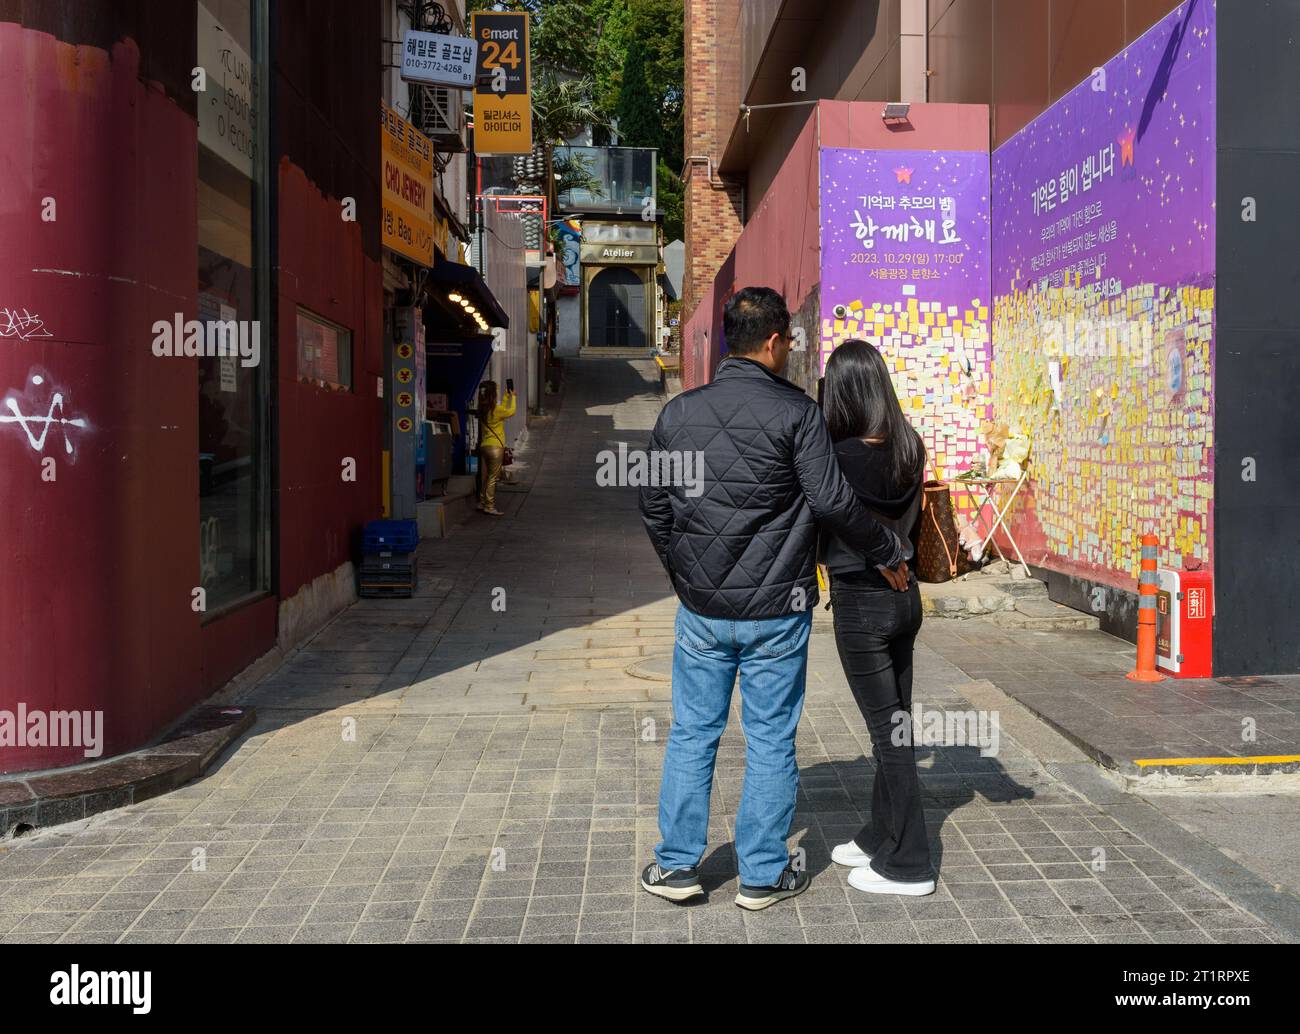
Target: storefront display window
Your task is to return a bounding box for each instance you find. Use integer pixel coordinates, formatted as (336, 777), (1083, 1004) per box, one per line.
(196, 0), (269, 613)
(297, 309), (353, 390)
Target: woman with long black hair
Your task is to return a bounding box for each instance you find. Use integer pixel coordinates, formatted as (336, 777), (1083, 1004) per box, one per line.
(819, 339), (936, 896)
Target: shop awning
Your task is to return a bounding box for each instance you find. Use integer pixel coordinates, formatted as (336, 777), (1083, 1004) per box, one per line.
(430, 256), (510, 330)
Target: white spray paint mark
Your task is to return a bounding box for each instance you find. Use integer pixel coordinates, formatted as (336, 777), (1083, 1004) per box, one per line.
(199, 516), (222, 586)
(1, 369), (90, 456)
(0, 306), (53, 340)
(31, 268), (187, 305)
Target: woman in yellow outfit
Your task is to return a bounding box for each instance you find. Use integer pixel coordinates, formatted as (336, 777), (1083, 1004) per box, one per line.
(476, 379), (516, 516)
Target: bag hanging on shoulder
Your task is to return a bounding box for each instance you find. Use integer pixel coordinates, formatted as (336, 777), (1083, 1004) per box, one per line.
(502, 447), (514, 467)
(915, 480), (978, 583)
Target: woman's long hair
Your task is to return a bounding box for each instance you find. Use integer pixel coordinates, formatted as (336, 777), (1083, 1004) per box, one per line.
(477, 380), (498, 425)
(822, 339), (926, 491)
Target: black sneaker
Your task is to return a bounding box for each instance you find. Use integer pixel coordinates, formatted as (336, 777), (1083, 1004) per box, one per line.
(640, 862), (704, 902)
(735, 865), (810, 910)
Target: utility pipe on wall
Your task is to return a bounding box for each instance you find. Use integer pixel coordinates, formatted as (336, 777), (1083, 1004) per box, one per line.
(900, 0), (929, 103)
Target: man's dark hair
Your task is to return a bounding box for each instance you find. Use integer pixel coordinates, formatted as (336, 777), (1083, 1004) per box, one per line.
(723, 287), (790, 355)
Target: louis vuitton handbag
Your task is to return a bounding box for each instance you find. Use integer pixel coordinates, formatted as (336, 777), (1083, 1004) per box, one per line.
(915, 480), (978, 583)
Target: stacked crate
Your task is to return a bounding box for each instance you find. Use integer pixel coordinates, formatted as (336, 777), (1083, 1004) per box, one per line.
(358, 519), (419, 598)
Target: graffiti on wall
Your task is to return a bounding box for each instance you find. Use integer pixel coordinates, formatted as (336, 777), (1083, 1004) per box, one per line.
(556, 219), (582, 288)
(991, 0), (1215, 582)
(1, 307), (53, 341)
(819, 147), (993, 484)
(1, 369), (90, 458)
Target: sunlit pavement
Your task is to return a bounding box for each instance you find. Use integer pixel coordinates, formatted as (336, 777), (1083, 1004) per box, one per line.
(0, 360), (1288, 943)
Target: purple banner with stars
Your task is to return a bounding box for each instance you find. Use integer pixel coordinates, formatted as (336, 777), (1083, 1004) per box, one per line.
(818, 147), (992, 483)
(992, 0), (1215, 299)
(989, 0), (1216, 581)
(819, 147), (991, 331)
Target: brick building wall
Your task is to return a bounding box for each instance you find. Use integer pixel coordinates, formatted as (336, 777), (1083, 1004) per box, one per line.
(683, 0), (743, 386)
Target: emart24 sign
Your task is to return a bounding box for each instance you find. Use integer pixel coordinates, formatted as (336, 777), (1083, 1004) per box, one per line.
(471, 11), (532, 155)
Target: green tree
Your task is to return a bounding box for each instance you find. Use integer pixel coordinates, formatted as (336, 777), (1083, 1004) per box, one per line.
(616, 40), (661, 150)
(532, 72), (611, 214)
(467, 0), (684, 204)
(532, 72), (608, 145)
(627, 0), (684, 170)
(657, 158), (684, 242)
(554, 150), (603, 199)
(468, 0), (627, 82)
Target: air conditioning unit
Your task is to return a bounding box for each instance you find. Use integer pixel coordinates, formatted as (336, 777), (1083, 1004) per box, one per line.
(417, 85), (465, 152)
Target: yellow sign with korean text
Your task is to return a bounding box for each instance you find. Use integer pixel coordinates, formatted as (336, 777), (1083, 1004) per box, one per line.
(471, 11), (532, 155)
(381, 103), (434, 266)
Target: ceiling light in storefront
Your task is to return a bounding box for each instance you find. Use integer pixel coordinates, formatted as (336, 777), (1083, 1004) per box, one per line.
(449, 293), (462, 303)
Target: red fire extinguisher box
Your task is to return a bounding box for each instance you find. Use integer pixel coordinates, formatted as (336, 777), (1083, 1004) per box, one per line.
(1155, 566), (1213, 678)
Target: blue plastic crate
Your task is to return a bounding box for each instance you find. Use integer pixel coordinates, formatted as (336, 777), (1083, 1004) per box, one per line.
(362, 518), (419, 553)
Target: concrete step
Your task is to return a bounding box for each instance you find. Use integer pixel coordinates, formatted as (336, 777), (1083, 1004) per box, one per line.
(993, 597), (1101, 630)
(918, 561), (1049, 617)
(416, 475), (477, 539)
(922, 591), (1017, 618)
(578, 347), (655, 359)
(0, 706), (255, 836)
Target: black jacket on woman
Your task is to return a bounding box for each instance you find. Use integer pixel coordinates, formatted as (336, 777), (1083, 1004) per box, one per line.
(819, 438), (922, 578)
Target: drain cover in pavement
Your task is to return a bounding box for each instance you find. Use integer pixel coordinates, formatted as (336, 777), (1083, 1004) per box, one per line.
(625, 654), (672, 682)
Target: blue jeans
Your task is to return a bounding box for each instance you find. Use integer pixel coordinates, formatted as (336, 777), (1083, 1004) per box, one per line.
(655, 604), (813, 887)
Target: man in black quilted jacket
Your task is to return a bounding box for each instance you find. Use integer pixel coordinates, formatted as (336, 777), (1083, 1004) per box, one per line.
(637, 285), (908, 911)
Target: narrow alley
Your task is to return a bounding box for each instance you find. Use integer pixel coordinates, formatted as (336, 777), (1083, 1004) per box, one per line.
(0, 360), (1287, 945)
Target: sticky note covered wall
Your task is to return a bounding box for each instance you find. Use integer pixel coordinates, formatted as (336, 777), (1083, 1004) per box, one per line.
(989, 0), (1217, 584)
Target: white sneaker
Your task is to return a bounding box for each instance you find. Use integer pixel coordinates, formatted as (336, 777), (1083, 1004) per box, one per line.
(831, 841), (873, 867)
(847, 865), (936, 897)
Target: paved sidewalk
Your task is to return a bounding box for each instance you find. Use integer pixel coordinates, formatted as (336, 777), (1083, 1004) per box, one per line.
(0, 359), (1290, 943)
(919, 621), (1300, 780)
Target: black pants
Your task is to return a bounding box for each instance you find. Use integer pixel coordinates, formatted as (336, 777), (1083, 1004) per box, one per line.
(830, 574), (933, 882)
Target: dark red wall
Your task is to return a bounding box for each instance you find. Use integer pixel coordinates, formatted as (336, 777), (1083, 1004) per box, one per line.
(275, 161), (384, 598)
(0, 0), (385, 773)
(272, 0), (384, 599)
(0, 29), (212, 772)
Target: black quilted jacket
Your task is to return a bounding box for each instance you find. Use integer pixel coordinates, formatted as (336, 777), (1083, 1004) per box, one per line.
(639, 355), (905, 619)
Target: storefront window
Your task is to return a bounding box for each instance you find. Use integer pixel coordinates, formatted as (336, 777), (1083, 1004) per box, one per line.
(196, 0), (269, 612)
(297, 308), (354, 390)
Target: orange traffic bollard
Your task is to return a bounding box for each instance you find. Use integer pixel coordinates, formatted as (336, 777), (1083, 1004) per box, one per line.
(1127, 533), (1166, 682)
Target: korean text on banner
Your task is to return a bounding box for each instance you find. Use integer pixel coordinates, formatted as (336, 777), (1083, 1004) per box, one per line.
(471, 11), (532, 155)
(381, 103), (435, 266)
